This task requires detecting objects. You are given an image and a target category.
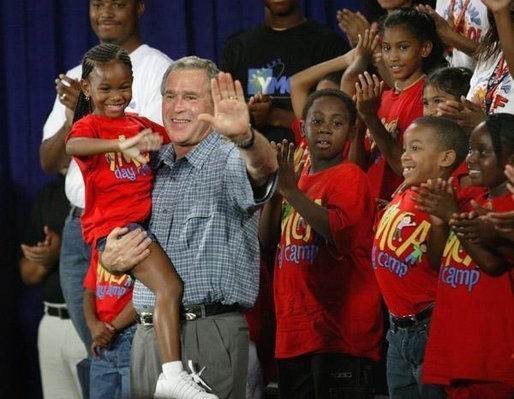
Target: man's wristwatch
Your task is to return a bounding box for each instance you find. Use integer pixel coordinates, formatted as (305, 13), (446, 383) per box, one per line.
(235, 125), (256, 149)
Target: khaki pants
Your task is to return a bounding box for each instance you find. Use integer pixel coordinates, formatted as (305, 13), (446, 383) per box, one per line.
(38, 314), (88, 399)
(130, 311), (249, 399)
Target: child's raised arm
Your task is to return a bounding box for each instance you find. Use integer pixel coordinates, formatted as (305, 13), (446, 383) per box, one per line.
(355, 72), (404, 176)
(416, 4), (480, 57)
(290, 50), (355, 119)
(340, 30), (379, 97)
(66, 128), (163, 164)
(274, 140), (334, 245)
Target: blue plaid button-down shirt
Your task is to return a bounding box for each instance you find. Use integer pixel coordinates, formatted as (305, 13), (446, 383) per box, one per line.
(132, 132), (275, 311)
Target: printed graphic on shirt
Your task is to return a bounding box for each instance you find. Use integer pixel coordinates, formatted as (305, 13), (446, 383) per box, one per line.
(96, 262), (134, 300)
(247, 59), (290, 96)
(471, 58), (512, 113)
(105, 134), (152, 181)
(442, 1), (484, 41)
(278, 201), (323, 268)
(439, 230), (480, 292)
(366, 118), (399, 164)
(372, 203), (431, 277)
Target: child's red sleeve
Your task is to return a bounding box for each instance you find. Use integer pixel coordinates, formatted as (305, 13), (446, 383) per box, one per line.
(326, 166), (374, 258)
(83, 250), (97, 291)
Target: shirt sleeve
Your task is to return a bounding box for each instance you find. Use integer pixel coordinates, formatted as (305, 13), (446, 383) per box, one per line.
(223, 147), (277, 214)
(66, 117), (97, 142)
(325, 168), (374, 258)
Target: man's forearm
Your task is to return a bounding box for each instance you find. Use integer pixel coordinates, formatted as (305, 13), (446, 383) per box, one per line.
(40, 122), (72, 173)
(238, 127), (278, 187)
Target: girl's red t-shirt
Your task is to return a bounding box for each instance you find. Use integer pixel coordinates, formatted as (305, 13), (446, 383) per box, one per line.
(423, 193), (514, 387)
(366, 79), (425, 201)
(66, 113), (168, 246)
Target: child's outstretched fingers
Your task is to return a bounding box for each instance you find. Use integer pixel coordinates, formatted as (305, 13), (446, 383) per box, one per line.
(276, 140), (299, 196)
(486, 210), (514, 232)
(470, 199), (493, 216)
(369, 30), (380, 53)
(484, 211), (514, 233)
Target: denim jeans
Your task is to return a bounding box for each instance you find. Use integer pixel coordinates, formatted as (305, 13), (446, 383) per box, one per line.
(386, 316), (446, 399)
(60, 212), (92, 350)
(90, 325), (136, 399)
(60, 212), (92, 398)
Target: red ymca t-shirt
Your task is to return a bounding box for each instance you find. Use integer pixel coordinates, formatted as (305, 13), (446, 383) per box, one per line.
(372, 188), (439, 316)
(84, 247), (134, 323)
(274, 161), (383, 360)
(423, 193), (514, 387)
(66, 114), (168, 246)
(365, 79), (424, 201)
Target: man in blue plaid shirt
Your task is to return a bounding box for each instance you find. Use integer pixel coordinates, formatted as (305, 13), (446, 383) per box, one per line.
(99, 56), (278, 399)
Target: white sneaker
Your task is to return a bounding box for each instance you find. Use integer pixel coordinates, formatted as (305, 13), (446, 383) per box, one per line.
(154, 371), (219, 399)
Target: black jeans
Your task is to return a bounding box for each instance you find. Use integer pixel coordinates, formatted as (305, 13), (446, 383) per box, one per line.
(278, 353), (375, 399)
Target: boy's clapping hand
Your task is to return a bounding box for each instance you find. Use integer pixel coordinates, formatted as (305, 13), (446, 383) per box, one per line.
(411, 178), (459, 225)
(449, 208), (497, 245)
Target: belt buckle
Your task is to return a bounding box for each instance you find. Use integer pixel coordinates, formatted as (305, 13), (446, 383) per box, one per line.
(393, 313), (416, 327)
(139, 311), (153, 325)
(184, 311), (197, 321)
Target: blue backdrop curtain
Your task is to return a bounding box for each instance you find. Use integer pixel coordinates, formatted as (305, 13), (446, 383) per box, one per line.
(0, 1), (362, 397)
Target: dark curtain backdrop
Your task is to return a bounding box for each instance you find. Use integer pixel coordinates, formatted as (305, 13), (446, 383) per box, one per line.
(0, 1), (362, 397)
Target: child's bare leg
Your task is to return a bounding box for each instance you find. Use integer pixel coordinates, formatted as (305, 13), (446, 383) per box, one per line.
(131, 241), (183, 363)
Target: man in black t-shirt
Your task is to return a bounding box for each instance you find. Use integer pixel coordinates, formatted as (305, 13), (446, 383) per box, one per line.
(221, 0), (347, 143)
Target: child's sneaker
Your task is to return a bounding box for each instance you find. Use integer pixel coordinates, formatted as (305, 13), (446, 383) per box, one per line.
(154, 371), (218, 399)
